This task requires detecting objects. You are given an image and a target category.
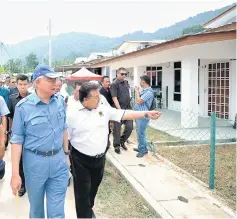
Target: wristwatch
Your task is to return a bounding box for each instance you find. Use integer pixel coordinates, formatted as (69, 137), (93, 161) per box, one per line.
(64, 151), (70, 155)
(144, 112), (149, 118)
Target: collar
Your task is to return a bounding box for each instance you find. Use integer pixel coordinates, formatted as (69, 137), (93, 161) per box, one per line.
(102, 87), (109, 92)
(141, 87), (151, 91)
(32, 92), (57, 105)
(78, 101), (99, 111)
(16, 92), (30, 99)
(116, 79), (125, 83)
(78, 101), (86, 111)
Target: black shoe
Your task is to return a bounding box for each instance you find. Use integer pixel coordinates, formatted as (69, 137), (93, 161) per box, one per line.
(136, 151), (148, 158)
(121, 142), (128, 151)
(0, 165), (5, 180)
(114, 147), (121, 154)
(133, 148), (139, 152)
(18, 187), (26, 197)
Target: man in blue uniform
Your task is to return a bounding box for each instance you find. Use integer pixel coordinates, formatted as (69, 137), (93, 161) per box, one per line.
(0, 96), (9, 179)
(10, 65), (70, 218)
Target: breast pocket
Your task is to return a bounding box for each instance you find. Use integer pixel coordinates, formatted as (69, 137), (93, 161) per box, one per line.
(27, 116), (50, 138)
(57, 110), (65, 130)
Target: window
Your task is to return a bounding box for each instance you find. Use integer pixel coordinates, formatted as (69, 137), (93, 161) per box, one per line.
(173, 62), (181, 101)
(146, 66), (162, 97)
(144, 44), (150, 48)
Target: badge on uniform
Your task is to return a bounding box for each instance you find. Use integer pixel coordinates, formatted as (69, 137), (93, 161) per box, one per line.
(98, 111), (104, 117)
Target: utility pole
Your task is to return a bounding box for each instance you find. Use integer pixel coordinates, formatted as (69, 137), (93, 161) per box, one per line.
(48, 18), (52, 67)
(0, 42), (3, 67)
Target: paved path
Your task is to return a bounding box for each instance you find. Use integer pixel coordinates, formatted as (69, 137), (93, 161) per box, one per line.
(107, 140), (235, 218)
(0, 148), (77, 218)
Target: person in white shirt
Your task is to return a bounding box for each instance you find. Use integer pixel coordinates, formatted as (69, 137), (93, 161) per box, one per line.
(67, 82), (161, 218)
(66, 82), (82, 109)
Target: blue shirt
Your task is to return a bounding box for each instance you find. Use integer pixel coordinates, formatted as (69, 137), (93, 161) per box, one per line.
(10, 92), (67, 152)
(134, 87), (154, 112)
(0, 96), (10, 124)
(0, 86), (9, 103)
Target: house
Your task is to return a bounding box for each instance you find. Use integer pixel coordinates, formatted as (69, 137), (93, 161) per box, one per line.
(116, 40), (165, 55)
(90, 6), (236, 130)
(87, 51), (114, 62)
(74, 57), (88, 64)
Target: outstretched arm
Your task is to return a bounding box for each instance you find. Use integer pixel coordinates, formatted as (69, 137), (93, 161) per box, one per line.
(122, 110), (161, 121)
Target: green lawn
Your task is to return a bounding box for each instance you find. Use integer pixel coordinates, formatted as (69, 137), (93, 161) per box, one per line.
(95, 161), (159, 218)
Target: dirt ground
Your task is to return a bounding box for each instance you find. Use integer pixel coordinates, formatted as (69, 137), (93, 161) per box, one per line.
(130, 126), (180, 146)
(129, 125), (236, 211)
(95, 161), (158, 218)
(157, 144), (236, 210)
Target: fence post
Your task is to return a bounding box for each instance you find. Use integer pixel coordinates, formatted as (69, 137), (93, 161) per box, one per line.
(133, 88), (136, 108)
(209, 112), (216, 189)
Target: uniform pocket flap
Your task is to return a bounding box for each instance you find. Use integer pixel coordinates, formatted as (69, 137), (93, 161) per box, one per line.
(31, 117), (48, 125)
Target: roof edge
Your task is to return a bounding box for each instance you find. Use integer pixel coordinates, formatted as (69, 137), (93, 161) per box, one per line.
(91, 30), (236, 68)
(203, 4), (236, 27)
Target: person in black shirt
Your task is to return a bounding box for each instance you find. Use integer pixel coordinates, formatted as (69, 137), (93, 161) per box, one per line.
(8, 74), (30, 197)
(100, 76), (113, 106)
(9, 78), (18, 96)
(100, 76), (113, 149)
(110, 67), (133, 154)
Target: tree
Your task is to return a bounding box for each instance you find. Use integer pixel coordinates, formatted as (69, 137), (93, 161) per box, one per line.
(25, 53), (39, 71)
(3, 59), (22, 73)
(182, 25), (205, 35)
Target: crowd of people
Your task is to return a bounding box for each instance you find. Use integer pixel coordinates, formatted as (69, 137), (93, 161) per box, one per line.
(0, 65), (161, 218)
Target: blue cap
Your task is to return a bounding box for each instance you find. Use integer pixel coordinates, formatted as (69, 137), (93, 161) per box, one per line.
(33, 65), (59, 81)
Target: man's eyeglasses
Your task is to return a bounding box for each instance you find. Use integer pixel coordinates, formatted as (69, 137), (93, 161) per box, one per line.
(43, 77), (59, 83)
(121, 73), (127, 76)
(88, 96), (100, 100)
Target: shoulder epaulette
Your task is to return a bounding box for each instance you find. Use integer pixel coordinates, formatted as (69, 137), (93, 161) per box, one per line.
(16, 97), (28, 107)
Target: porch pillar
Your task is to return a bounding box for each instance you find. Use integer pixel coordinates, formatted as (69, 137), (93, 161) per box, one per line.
(181, 59), (199, 128)
(133, 66), (146, 86)
(109, 69), (116, 83)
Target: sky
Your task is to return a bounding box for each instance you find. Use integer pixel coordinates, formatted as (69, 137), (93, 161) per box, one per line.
(0, 0), (235, 45)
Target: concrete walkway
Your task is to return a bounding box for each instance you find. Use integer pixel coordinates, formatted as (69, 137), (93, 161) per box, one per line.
(0, 148), (75, 218)
(107, 141), (235, 219)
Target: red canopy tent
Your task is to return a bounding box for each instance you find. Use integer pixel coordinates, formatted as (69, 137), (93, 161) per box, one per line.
(65, 67), (102, 81)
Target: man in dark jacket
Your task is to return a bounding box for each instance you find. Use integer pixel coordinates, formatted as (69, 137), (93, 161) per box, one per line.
(8, 74), (30, 197)
(110, 67), (133, 154)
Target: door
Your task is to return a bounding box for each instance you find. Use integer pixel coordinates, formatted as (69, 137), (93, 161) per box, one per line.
(208, 62), (230, 119)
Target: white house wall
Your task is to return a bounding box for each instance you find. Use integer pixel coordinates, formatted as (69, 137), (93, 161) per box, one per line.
(162, 64), (181, 111)
(101, 67), (106, 76)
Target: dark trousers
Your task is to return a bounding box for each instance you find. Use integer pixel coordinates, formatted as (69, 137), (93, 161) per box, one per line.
(5, 118), (9, 148)
(19, 154), (25, 188)
(71, 146), (105, 218)
(113, 120), (133, 147)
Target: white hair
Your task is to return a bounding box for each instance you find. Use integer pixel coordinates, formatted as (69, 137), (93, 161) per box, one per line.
(33, 75), (45, 88)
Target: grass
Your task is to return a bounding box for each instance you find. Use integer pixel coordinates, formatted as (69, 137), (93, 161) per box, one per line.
(157, 145), (236, 210)
(95, 161), (158, 218)
(130, 125), (181, 143)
